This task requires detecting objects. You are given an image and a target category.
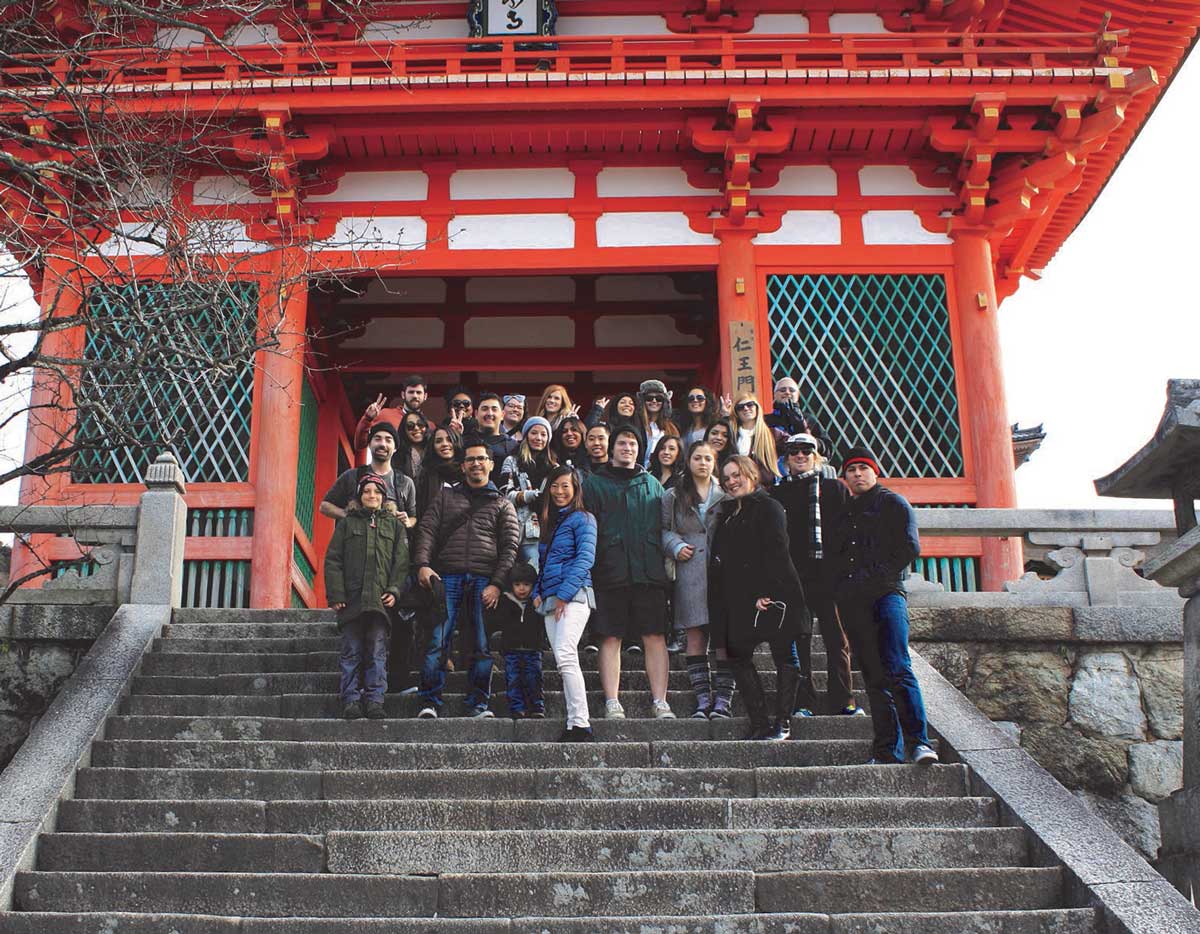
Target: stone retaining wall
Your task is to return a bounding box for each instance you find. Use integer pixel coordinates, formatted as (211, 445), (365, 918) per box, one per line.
(0, 606), (112, 771)
(912, 606), (1184, 862)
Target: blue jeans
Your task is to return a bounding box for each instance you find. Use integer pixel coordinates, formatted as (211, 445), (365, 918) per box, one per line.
(838, 591), (930, 762)
(504, 649), (544, 715)
(419, 573), (493, 711)
(339, 616), (389, 705)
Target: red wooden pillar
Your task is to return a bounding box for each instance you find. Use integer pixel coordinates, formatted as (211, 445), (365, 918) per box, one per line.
(951, 230), (1023, 590)
(249, 248), (309, 608)
(10, 258), (84, 586)
(715, 226), (768, 399)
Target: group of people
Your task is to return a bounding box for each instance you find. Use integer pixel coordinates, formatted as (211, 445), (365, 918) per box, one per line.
(322, 374), (937, 763)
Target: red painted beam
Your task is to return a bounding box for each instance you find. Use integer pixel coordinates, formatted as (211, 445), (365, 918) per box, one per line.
(333, 346), (708, 372)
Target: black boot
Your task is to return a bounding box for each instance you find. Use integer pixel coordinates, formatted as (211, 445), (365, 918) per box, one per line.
(768, 665), (800, 741)
(730, 658), (770, 739)
(685, 655), (712, 719)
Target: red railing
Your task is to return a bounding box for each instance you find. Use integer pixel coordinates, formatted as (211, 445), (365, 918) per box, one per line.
(1, 30), (1123, 90)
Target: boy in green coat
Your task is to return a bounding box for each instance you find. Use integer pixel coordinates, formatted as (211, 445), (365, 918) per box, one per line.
(325, 474), (410, 720)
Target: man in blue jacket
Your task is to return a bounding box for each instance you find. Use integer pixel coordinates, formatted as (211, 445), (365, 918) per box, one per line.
(827, 446), (937, 766)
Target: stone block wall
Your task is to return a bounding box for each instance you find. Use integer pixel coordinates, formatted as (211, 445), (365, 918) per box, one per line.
(0, 605), (111, 771)
(913, 606), (1184, 861)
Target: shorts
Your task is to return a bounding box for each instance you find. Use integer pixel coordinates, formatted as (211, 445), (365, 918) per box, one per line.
(592, 585), (668, 639)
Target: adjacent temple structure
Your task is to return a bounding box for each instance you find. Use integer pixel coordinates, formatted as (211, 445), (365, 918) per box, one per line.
(4, 0), (1196, 609)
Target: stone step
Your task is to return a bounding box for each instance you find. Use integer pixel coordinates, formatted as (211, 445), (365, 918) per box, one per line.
(13, 867), (1065, 917)
(36, 826), (1027, 874)
(130, 669), (861, 696)
(0, 909), (1101, 933)
(102, 715), (876, 744)
(142, 647), (833, 674)
(172, 609), (337, 625)
(57, 795), (1000, 834)
(89, 738), (874, 771)
(73, 764), (970, 802)
(119, 690), (868, 720)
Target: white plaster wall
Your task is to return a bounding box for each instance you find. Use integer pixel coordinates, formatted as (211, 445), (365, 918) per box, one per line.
(308, 172), (429, 203)
(595, 315), (703, 347)
(828, 13), (888, 33)
(466, 276), (576, 303)
(596, 167), (704, 198)
(96, 221), (165, 256)
(755, 211), (841, 245)
(859, 165), (953, 196)
(861, 210), (952, 245)
(155, 27), (205, 48)
(449, 214), (575, 250)
(188, 220), (271, 254)
(596, 212), (717, 248)
(340, 318), (445, 349)
(192, 175), (269, 205)
(465, 316), (576, 347)
(556, 15), (670, 35)
(596, 274), (704, 302)
(344, 278), (447, 304)
(757, 165), (838, 196)
(749, 14), (810, 34)
(225, 23), (282, 46)
(329, 216), (429, 251)
(450, 169), (575, 200)
(362, 19), (469, 40)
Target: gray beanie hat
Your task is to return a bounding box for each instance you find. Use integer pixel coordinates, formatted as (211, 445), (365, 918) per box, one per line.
(522, 416), (554, 438)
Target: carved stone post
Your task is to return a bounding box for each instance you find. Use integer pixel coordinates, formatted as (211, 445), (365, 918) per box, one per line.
(130, 452), (188, 606)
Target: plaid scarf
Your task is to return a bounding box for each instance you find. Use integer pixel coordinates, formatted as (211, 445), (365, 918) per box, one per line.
(784, 468), (823, 561)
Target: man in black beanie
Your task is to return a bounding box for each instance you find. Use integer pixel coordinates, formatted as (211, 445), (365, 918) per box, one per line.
(826, 445), (937, 766)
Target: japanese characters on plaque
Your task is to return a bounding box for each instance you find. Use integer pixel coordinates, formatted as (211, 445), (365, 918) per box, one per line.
(468, 0), (557, 39)
(729, 320), (758, 396)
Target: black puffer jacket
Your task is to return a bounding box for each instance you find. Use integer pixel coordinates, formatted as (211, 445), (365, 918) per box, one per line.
(413, 481), (521, 589)
(825, 484), (920, 602)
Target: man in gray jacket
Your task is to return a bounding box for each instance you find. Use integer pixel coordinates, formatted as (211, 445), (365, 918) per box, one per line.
(413, 437), (520, 718)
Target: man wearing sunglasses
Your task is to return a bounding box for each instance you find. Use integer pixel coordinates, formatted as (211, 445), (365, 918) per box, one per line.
(826, 446), (937, 766)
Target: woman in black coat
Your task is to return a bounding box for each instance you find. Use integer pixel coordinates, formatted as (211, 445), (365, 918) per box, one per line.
(710, 455), (810, 740)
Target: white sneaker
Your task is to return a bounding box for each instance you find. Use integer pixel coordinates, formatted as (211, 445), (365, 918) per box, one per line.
(652, 698), (676, 719)
(604, 698), (626, 719)
(910, 743), (939, 766)
(417, 706), (437, 719)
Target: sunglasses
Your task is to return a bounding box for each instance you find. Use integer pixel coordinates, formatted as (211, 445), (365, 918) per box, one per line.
(405, 422), (426, 432)
(785, 444), (816, 456)
(451, 400), (471, 410)
(735, 401), (758, 411)
(687, 394), (707, 403)
(643, 394), (665, 403)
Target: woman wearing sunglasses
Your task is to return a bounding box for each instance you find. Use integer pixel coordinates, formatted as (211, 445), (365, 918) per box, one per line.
(396, 412), (431, 481)
(675, 387), (732, 447)
(636, 379), (679, 467)
(731, 393), (782, 487)
(709, 455), (809, 740)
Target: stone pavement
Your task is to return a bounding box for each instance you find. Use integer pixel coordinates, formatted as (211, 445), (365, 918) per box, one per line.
(0, 608), (1124, 931)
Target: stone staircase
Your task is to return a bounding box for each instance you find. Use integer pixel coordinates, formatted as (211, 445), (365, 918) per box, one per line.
(1, 608), (1100, 931)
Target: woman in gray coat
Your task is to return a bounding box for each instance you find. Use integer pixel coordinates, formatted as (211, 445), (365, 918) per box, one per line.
(662, 440), (732, 719)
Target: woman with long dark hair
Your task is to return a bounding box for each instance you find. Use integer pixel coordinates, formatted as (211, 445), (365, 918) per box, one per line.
(710, 455), (809, 741)
(661, 441), (732, 718)
(636, 379), (679, 467)
(590, 391), (638, 432)
(676, 386), (729, 447)
(704, 418), (736, 468)
(649, 435), (683, 490)
(533, 465), (598, 742)
(396, 412), (431, 481)
(415, 425), (463, 516)
(501, 416), (560, 568)
(552, 416), (587, 469)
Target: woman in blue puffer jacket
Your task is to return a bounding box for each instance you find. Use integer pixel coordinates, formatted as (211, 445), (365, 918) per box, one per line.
(533, 465), (597, 742)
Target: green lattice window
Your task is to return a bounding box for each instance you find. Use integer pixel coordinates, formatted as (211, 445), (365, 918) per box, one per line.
(72, 282), (258, 484)
(293, 540), (315, 586)
(294, 379), (318, 539)
(767, 273), (963, 478)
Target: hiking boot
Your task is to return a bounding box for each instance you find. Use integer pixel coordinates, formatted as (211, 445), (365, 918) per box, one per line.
(604, 698), (626, 719)
(652, 698), (676, 719)
(909, 743), (939, 766)
(342, 702), (363, 721)
(558, 725), (595, 742)
(363, 702), (385, 720)
(417, 706), (437, 719)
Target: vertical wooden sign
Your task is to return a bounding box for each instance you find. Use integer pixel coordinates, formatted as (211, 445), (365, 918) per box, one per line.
(729, 320), (758, 397)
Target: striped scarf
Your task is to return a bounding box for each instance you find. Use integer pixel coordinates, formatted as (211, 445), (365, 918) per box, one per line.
(786, 468), (823, 561)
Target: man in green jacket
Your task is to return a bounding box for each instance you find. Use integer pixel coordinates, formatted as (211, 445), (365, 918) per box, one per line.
(324, 474), (410, 721)
(583, 425), (674, 720)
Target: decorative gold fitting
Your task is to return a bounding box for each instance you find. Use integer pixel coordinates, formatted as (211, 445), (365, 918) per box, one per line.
(735, 277), (746, 295)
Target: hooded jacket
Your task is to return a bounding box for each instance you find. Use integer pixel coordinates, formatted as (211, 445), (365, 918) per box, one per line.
(582, 463), (666, 589)
(324, 507), (409, 629)
(413, 481), (521, 589)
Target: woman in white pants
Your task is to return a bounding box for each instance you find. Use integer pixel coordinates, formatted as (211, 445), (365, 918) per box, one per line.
(532, 466), (598, 741)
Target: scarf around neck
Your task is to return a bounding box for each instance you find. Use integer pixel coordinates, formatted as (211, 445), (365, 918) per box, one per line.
(787, 468), (823, 561)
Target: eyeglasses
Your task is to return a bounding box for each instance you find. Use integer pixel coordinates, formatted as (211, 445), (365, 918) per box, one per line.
(463, 455), (490, 464)
(687, 394), (706, 403)
(735, 401), (758, 411)
(643, 394), (665, 403)
(785, 444), (816, 456)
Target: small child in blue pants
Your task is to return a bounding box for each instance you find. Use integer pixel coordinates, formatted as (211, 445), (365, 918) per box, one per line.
(488, 562), (545, 719)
